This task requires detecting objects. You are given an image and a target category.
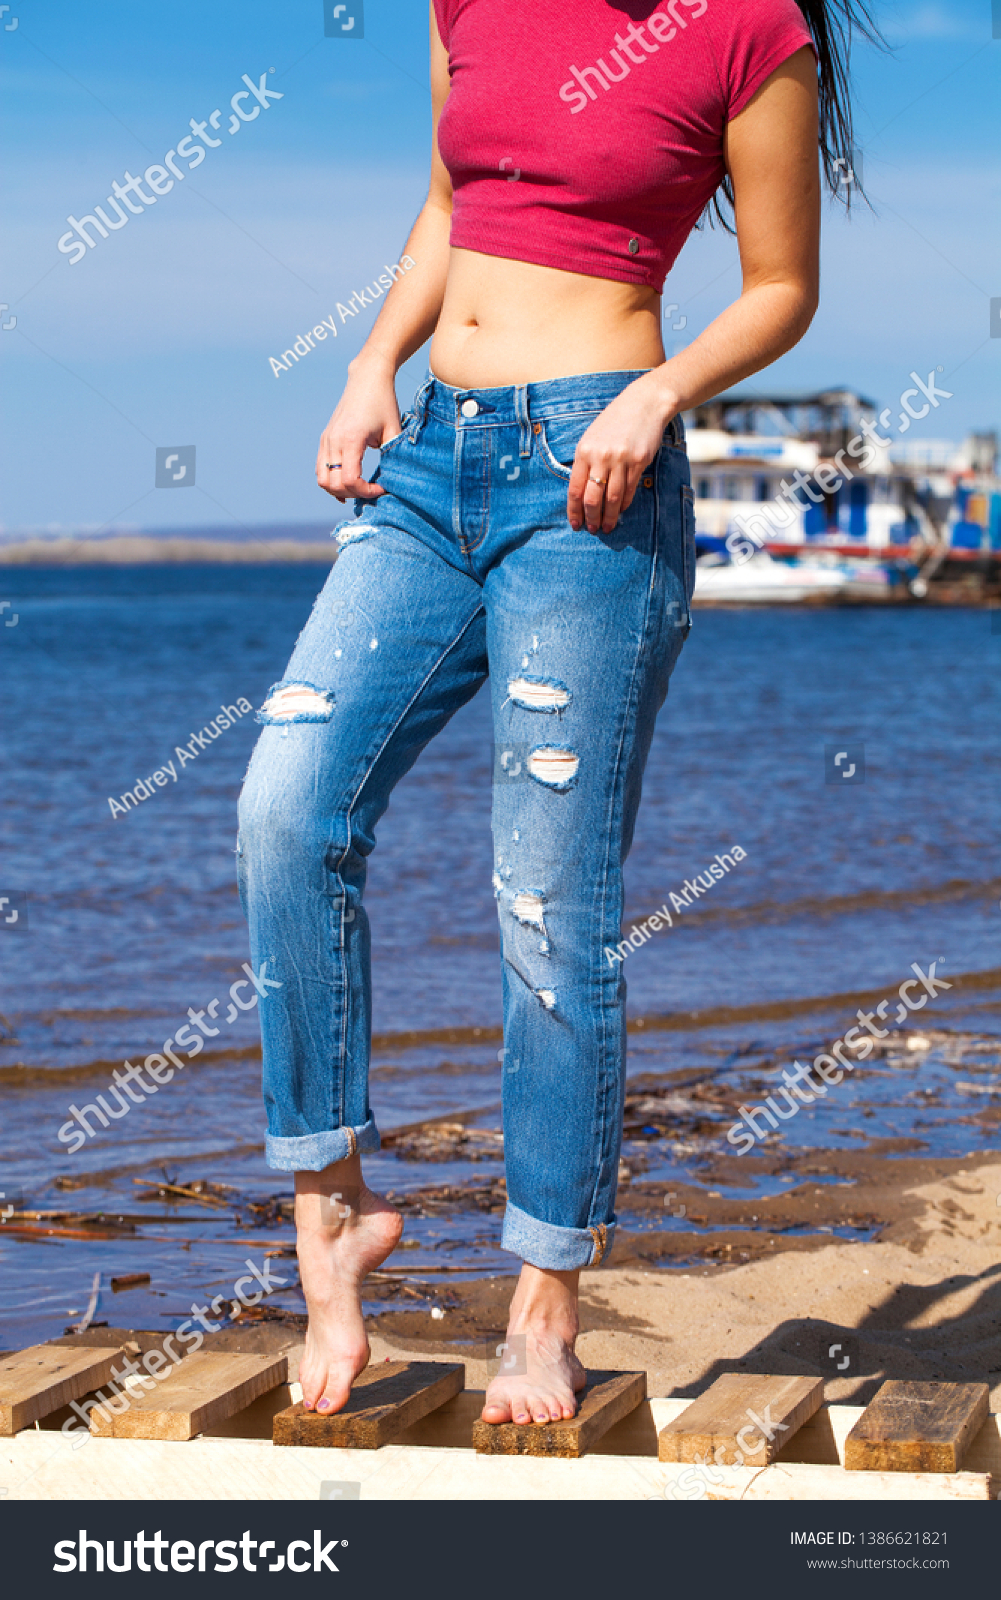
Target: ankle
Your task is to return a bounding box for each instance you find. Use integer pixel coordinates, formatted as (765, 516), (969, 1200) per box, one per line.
(507, 1269), (579, 1343)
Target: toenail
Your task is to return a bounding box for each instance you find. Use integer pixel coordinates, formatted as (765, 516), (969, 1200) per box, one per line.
(317, 1400), (331, 1412)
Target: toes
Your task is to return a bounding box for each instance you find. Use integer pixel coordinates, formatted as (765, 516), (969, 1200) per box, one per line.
(481, 1383), (576, 1428)
(315, 1377), (352, 1416)
(300, 1372), (322, 1412)
(530, 1392), (564, 1425)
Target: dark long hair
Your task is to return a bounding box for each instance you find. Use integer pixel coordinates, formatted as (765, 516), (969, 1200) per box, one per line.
(705, 0), (886, 229)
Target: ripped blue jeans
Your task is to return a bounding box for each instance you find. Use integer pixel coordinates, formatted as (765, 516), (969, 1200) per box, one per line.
(237, 369), (694, 1270)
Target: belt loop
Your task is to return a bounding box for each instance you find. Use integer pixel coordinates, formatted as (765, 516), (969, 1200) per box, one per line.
(515, 384), (532, 458)
(409, 374), (433, 441)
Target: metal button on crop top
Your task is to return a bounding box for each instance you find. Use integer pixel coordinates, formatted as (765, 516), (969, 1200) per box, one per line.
(432, 0), (815, 291)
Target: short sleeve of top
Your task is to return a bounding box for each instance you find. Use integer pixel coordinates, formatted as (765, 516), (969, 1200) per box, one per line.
(709, 0), (816, 120)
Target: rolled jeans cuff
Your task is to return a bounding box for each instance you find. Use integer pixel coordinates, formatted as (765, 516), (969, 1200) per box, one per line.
(265, 1116), (381, 1172)
(501, 1199), (615, 1270)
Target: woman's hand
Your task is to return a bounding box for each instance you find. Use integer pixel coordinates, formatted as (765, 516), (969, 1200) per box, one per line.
(567, 372), (678, 534)
(316, 352), (402, 502)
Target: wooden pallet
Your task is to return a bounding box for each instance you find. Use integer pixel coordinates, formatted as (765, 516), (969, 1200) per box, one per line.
(845, 1380), (991, 1473)
(0, 1344), (127, 1435)
(273, 1361), (465, 1449)
(88, 1352), (287, 1441)
(1, 1393), (996, 1499)
(3, 1330), (996, 1501)
(658, 1373), (823, 1466)
(471, 1370), (646, 1459)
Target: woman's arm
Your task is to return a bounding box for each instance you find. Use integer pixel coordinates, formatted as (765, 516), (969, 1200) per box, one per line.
(316, 3), (453, 502)
(569, 47), (821, 534)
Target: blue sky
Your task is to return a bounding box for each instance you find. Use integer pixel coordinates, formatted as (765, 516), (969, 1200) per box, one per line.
(1, 0), (997, 532)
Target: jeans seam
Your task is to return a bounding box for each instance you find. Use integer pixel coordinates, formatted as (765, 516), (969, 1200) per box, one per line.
(463, 429), (492, 558)
(452, 425), (465, 550)
(589, 503), (658, 1231)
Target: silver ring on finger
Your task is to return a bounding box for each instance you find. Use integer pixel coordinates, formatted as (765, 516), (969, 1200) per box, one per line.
(588, 474), (606, 487)
(325, 463), (342, 470)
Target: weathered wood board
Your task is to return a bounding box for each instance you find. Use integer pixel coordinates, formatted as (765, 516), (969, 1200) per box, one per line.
(273, 1361), (465, 1449)
(658, 1373), (824, 1466)
(844, 1380), (990, 1474)
(0, 1344), (127, 1435)
(472, 1370), (646, 1459)
(89, 1352), (287, 1441)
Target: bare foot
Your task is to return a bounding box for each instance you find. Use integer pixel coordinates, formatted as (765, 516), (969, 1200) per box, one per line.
(481, 1264), (587, 1425)
(295, 1156), (403, 1414)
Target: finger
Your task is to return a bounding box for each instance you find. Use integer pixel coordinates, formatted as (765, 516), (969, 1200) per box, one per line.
(351, 478), (386, 501)
(600, 466), (628, 533)
(337, 445), (385, 502)
(566, 460), (590, 530)
(317, 441), (345, 501)
(581, 469), (609, 534)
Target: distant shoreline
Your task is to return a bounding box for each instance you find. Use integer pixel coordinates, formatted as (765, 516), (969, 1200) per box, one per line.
(0, 537), (337, 565)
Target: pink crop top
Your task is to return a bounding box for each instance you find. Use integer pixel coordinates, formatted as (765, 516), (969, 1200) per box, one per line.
(432, 0), (815, 291)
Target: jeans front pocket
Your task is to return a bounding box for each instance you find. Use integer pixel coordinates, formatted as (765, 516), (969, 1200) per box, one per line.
(378, 412), (413, 457)
(537, 411), (603, 481)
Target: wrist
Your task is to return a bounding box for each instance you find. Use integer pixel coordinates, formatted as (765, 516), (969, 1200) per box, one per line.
(348, 345), (399, 380)
(639, 362), (685, 424)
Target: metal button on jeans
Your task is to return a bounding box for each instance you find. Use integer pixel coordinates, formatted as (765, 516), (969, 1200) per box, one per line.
(460, 398), (479, 418)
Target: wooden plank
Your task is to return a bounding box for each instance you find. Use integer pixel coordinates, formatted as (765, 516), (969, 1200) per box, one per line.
(471, 1370), (646, 1459)
(845, 1380), (990, 1474)
(0, 1344), (127, 1435)
(2, 1429), (991, 1501)
(694, 1461), (992, 1501)
(658, 1373), (824, 1466)
(273, 1361), (465, 1449)
(89, 1352), (287, 1441)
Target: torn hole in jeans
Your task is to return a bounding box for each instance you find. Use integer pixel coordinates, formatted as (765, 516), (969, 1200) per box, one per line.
(512, 889), (547, 935)
(527, 746), (580, 790)
(506, 676), (571, 714)
(257, 682), (335, 724)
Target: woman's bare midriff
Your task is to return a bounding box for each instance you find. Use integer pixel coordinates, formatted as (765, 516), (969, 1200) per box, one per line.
(427, 247), (666, 389)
